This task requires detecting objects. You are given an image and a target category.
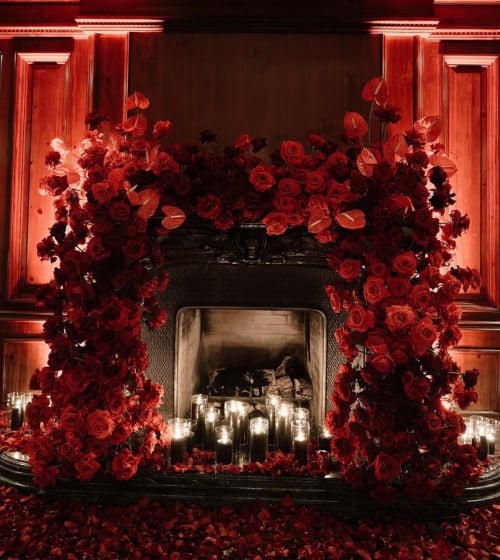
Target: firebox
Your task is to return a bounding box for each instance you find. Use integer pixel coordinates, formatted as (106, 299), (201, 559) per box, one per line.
(174, 307), (326, 427)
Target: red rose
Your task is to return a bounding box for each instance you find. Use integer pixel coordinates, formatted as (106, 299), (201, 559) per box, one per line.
(441, 302), (462, 324)
(273, 195), (297, 214)
(385, 305), (416, 332)
(31, 461), (59, 487)
(410, 317), (437, 355)
(122, 239), (147, 261)
(339, 258), (362, 282)
(280, 140), (305, 166)
(108, 200), (132, 222)
(60, 250), (91, 279)
(74, 452), (101, 481)
(387, 276), (411, 297)
(403, 376), (430, 400)
(373, 451), (401, 482)
(326, 181), (352, 206)
(424, 412), (443, 434)
(409, 283), (432, 310)
(335, 326), (358, 360)
(196, 193), (221, 220)
(213, 210), (235, 230)
(332, 434), (357, 461)
(101, 297), (130, 330)
(392, 251), (418, 276)
(463, 368), (480, 389)
(111, 448), (140, 481)
(305, 171), (326, 193)
(262, 211), (288, 235)
(325, 284), (348, 313)
(152, 119), (173, 139)
(91, 181), (114, 205)
(60, 406), (86, 433)
(110, 422), (133, 445)
(365, 330), (389, 355)
(151, 151), (180, 175)
(370, 354), (395, 374)
(86, 409), (115, 439)
(249, 164), (276, 192)
(363, 276), (389, 304)
(346, 305), (375, 332)
(425, 456), (442, 479)
(367, 259), (388, 278)
(277, 178), (301, 197)
(86, 238), (111, 264)
(234, 133), (252, 150)
(60, 367), (90, 394)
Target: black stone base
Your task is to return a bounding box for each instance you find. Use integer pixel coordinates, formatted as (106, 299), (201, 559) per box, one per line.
(1, 450), (499, 522)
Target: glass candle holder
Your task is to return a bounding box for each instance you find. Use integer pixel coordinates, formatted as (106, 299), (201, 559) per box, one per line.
(7, 392), (29, 430)
(276, 401), (295, 454)
(293, 407), (310, 423)
(292, 419), (310, 465)
(167, 418), (191, 465)
(486, 419), (498, 455)
(224, 400), (247, 454)
(265, 393), (281, 448)
(215, 425), (233, 465)
(249, 417), (269, 463)
(191, 394), (208, 448)
(317, 424), (333, 453)
(203, 405), (220, 452)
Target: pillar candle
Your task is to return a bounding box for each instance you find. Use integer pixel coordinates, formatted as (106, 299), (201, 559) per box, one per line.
(215, 425), (233, 465)
(265, 393), (281, 448)
(203, 405), (220, 451)
(292, 419), (310, 465)
(191, 394), (208, 448)
(168, 418), (190, 465)
(317, 424), (333, 452)
(276, 401), (294, 453)
(249, 417), (268, 463)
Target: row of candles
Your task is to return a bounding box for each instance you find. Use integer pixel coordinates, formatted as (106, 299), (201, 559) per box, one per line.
(166, 394), (333, 466)
(459, 415), (499, 461)
(0, 392), (35, 432)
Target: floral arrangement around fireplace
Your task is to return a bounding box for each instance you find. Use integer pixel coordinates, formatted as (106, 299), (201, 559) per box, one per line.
(24, 76), (483, 501)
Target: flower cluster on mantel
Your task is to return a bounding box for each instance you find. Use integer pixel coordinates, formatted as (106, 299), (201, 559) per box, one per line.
(23, 76), (482, 501)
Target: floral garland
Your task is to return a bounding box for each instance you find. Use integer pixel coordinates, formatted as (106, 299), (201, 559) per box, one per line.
(26, 77), (482, 501)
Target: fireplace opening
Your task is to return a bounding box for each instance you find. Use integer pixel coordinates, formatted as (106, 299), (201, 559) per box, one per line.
(175, 307), (326, 428)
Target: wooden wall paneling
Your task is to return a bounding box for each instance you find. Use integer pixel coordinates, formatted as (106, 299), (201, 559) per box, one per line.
(8, 48), (71, 304)
(1, 337), (49, 403)
(7, 38), (95, 306)
(443, 55), (499, 311)
(129, 33), (382, 151)
(0, 40), (14, 305)
(92, 34), (129, 124)
(417, 38), (442, 119)
(382, 35), (416, 136)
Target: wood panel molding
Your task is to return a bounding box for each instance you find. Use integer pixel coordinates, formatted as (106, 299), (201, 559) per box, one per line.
(442, 54), (499, 315)
(8, 50), (71, 306)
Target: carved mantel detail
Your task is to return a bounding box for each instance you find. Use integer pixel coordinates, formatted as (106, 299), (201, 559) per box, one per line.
(158, 220), (329, 268)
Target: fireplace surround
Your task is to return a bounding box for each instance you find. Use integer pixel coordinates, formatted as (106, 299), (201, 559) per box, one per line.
(144, 219), (345, 425)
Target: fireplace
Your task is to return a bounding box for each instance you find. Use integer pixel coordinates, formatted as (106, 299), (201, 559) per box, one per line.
(143, 220), (345, 426)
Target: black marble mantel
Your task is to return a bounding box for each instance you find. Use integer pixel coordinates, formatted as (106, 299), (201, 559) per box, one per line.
(1, 451), (499, 522)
